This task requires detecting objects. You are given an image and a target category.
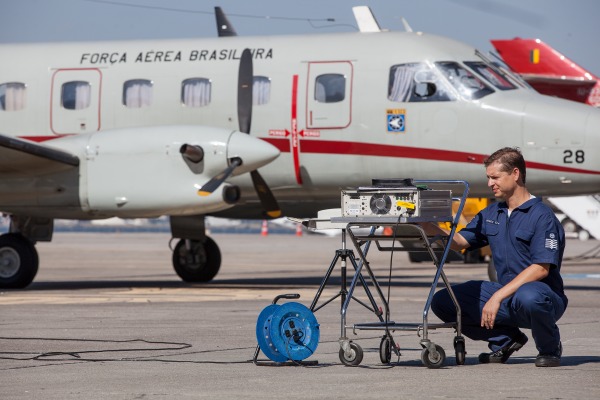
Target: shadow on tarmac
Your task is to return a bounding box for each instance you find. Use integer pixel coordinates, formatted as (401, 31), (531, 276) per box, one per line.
(22, 275), (471, 291)
(20, 276), (600, 292)
(500, 355), (600, 367)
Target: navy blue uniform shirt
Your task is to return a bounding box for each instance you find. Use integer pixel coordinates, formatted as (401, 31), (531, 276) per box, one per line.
(459, 197), (567, 299)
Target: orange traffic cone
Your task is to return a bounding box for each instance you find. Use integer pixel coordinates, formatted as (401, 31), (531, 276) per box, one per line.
(296, 223), (303, 237)
(261, 220), (268, 236)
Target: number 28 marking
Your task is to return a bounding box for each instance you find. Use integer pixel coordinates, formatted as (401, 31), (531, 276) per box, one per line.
(563, 150), (585, 164)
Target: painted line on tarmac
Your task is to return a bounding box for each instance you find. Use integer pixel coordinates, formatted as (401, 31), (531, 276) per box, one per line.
(0, 287), (318, 305)
(563, 273), (600, 279)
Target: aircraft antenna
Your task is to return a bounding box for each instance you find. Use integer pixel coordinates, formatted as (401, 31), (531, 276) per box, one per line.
(401, 17), (413, 33)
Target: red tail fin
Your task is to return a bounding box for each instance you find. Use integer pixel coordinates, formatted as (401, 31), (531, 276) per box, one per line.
(491, 38), (599, 107)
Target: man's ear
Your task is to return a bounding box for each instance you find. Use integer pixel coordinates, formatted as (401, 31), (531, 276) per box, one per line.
(513, 167), (523, 183)
(512, 167), (520, 182)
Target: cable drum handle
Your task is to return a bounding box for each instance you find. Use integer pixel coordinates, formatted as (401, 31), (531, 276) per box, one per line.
(272, 294), (300, 304)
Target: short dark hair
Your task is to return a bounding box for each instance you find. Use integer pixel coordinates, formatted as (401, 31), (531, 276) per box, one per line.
(484, 147), (527, 184)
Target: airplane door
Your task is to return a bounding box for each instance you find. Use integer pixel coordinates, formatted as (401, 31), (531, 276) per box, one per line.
(51, 68), (101, 134)
(306, 61), (353, 129)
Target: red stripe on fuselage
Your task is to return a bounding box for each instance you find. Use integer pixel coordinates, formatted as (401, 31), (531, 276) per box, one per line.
(17, 135), (600, 176)
(261, 137), (600, 176)
(19, 135), (70, 143)
(290, 75), (302, 184)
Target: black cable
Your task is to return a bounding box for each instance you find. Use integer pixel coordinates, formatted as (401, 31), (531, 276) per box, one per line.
(382, 217), (402, 362)
(84, 0), (342, 26)
(2, 335), (390, 367)
(0, 336), (250, 365)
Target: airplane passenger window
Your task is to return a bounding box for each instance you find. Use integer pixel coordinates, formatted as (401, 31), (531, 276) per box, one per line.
(182, 78), (211, 107)
(62, 81), (91, 110)
(253, 76), (271, 105)
(123, 79), (153, 108)
(464, 61), (516, 91)
(315, 74), (345, 103)
(388, 63), (454, 102)
(0, 82), (26, 111)
(435, 62), (494, 100)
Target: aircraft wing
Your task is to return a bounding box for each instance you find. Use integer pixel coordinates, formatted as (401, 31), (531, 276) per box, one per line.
(0, 133), (79, 176)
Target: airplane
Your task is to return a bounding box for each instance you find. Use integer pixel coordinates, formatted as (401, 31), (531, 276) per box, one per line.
(490, 37), (600, 241)
(491, 37), (600, 107)
(1, 8), (599, 289)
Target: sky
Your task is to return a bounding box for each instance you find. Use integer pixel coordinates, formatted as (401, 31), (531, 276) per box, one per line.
(0, 0), (599, 75)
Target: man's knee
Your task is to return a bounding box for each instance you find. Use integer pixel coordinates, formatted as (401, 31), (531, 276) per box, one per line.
(513, 283), (553, 314)
(431, 289), (453, 320)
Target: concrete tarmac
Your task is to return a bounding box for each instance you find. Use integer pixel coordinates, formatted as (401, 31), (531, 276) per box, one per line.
(1, 232), (599, 399)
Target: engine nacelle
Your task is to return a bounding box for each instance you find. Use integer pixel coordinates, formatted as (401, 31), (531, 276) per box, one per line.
(50, 125), (278, 218)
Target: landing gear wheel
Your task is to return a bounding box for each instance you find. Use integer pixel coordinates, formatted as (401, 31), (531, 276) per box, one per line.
(454, 336), (466, 365)
(339, 342), (363, 366)
(0, 233), (39, 289)
(561, 218), (577, 233)
(379, 335), (392, 364)
(172, 236), (221, 282)
(421, 344), (446, 369)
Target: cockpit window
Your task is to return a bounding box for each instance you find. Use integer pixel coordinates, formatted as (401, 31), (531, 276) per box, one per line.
(464, 61), (516, 90)
(436, 62), (494, 100)
(388, 63), (456, 102)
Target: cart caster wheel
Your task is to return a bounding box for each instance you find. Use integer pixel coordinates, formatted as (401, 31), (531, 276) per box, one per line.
(379, 335), (392, 364)
(421, 344), (446, 369)
(454, 336), (466, 365)
(339, 342), (363, 366)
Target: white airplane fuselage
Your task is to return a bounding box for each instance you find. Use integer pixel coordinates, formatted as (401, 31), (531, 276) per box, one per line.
(2, 30), (600, 288)
(1, 31), (599, 221)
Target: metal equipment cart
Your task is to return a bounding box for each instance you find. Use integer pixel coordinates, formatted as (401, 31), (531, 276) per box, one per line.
(329, 180), (470, 368)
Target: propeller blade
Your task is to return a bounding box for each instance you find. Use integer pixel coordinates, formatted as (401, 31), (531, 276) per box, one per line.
(237, 48), (253, 134)
(197, 158), (242, 196)
(237, 48), (281, 218)
(251, 170), (282, 218)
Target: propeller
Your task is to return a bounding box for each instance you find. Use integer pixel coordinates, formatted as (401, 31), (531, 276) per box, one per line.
(238, 49), (282, 219)
(196, 157), (242, 196)
(194, 49), (282, 219)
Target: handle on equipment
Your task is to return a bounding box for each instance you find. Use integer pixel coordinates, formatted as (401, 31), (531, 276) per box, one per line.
(272, 294), (300, 304)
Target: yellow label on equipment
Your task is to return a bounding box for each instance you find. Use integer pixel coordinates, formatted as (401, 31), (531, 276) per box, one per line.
(396, 200), (415, 209)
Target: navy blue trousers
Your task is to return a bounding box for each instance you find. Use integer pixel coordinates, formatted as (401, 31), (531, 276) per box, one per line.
(431, 280), (567, 354)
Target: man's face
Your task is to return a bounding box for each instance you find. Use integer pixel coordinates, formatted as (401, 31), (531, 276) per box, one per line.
(486, 161), (519, 200)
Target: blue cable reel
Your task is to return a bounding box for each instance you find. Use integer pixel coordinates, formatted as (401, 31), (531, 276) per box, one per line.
(255, 302), (320, 362)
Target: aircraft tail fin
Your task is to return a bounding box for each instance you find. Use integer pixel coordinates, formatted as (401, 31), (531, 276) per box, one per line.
(491, 38), (592, 78)
(352, 6), (381, 32)
(491, 38), (600, 106)
(215, 7), (237, 37)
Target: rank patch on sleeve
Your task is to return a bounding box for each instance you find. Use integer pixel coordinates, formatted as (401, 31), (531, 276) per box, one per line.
(545, 232), (559, 251)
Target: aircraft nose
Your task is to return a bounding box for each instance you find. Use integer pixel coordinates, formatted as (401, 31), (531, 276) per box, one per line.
(227, 132), (280, 174)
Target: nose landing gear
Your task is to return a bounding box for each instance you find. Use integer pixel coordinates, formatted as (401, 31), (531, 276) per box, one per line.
(171, 237), (221, 282)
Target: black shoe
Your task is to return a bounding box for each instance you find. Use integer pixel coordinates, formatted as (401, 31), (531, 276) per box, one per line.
(535, 342), (562, 367)
(479, 332), (528, 364)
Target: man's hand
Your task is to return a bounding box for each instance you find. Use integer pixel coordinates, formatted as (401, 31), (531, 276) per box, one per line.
(481, 295), (502, 329)
(481, 263), (551, 329)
